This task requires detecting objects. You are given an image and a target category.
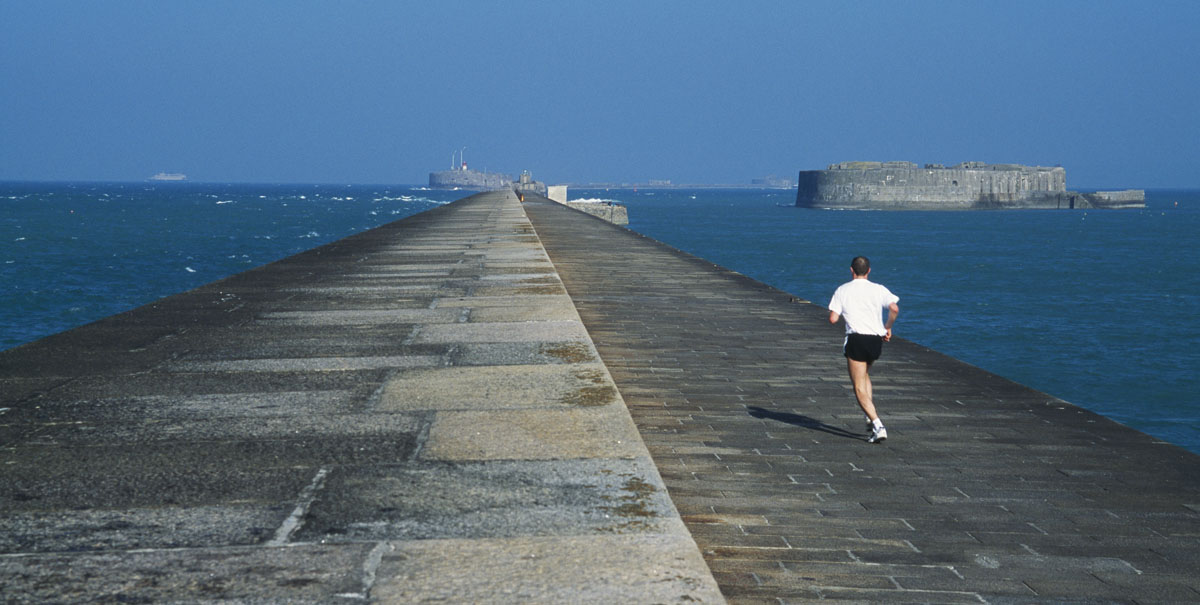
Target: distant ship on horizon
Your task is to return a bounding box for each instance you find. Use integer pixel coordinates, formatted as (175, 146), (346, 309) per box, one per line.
(148, 172), (187, 181)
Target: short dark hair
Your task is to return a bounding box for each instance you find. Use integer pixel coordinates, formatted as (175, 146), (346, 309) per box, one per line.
(851, 256), (870, 276)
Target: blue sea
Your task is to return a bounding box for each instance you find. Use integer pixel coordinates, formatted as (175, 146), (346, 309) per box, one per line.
(3, 182), (1198, 454)
(0, 182), (458, 347)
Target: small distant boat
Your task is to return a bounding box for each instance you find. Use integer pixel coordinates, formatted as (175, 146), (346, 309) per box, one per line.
(148, 172), (187, 181)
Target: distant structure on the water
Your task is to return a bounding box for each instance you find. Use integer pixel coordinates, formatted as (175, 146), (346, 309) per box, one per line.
(428, 148), (512, 190)
(542, 184), (629, 225)
(796, 162), (1145, 210)
(751, 175), (795, 189)
(513, 170), (548, 196)
(148, 172), (187, 182)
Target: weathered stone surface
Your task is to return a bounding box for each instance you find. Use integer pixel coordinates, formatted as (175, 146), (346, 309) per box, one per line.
(0, 544), (371, 603)
(0, 190), (722, 603)
(372, 534), (721, 604)
(378, 363), (618, 411)
(423, 407), (646, 461)
(295, 458), (684, 541)
(523, 192), (1200, 603)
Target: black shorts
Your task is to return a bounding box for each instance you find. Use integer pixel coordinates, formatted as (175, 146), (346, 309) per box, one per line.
(844, 333), (884, 362)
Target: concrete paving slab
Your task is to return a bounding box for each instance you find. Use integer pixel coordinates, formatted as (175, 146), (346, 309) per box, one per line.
(0, 504), (286, 552)
(378, 363), (618, 411)
(434, 293), (574, 308)
(471, 283), (569, 296)
(423, 406), (648, 461)
(256, 308), (462, 325)
(371, 534), (724, 604)
(412, 320), (589, 343)
(1, 411), (427, 446)
(169, 354), (443, 372)
(26, 368), (393, 402)
(467, 301), (581, 322)
(448, 341), (601, 367)
(0, 543), (371, 604)
(296, 458), (684, 541)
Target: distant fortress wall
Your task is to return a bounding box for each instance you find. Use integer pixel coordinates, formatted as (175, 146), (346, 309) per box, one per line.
(798, 162), (1069, 209)
(797, 161), (1141, 210)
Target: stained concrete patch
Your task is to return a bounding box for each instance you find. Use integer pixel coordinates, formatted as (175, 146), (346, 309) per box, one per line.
(0, 543), (370, 603)
(0, 454), (317, 510)
(30, 369), (391, 402)
(170, 355), (442, 372)
(465, 248), (547, 260)
(111, 390), (360, 418)
(434, 294), (574, 308)
(3, 411), (427, 446)
(297, 458), (683, 541)
(484, 262), (556, 271)
(257, 308), (461, 325)
(479, 265), (557, 275)
(344, 271), (452, 278)
(412, 321), (588, 344)
(472, 283), (569, 296)
(423, 406), (646, 461)
(377, 363), (619, 411)
(165, 324), (422, 360)
(0, 504), (285, 552)
(354, 263), (462, 272)
(467, 300), (579, 322)
(477, 273), (561, 283)
(371, 534), (725, 604)
(449, 342), (600, 366)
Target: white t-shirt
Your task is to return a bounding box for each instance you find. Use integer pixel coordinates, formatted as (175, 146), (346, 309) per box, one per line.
(829, 279), (899, 336)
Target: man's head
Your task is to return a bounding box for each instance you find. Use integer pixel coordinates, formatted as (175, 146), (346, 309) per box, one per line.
(851, 256), (871, 277)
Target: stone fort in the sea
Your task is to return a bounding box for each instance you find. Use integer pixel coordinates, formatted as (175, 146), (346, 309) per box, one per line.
(796, 161), (1145, 210)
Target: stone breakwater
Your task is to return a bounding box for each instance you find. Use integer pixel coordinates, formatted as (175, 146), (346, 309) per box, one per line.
(0, 190), (721, 604)
(562, 200), (630, 225)
(797, 161), (1145, 210)
(542, 186), (629, 225)
(523, 196), (1200, 603)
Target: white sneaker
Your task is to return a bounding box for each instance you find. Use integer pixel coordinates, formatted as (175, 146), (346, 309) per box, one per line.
(868, 425), (887, 443)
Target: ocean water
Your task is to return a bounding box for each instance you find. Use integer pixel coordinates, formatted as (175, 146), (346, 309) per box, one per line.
(3, 182), (1198, 454)
(0, 182), (456, 349)
(573, 187), (1200, 454)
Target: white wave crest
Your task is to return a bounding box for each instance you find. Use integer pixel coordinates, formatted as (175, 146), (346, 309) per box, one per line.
(568, 198), (622, 204)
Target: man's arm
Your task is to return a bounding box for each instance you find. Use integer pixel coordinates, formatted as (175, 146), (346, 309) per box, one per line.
(829, 310), (840, 325)
(883, 303), (899, 341)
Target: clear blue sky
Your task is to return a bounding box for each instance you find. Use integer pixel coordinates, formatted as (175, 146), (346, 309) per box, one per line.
(2, 0), (1197, 188)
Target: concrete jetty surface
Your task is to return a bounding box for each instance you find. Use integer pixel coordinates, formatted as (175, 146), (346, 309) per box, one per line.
(522, 194), (1200, 603)
(0, 190), (722, 603)
(2, 190), (1198, 603)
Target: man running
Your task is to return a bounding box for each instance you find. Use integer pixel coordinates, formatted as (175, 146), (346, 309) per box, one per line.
(828, 256), (900, 443)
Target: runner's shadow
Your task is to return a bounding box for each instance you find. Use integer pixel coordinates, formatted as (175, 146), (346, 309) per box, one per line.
(747, 406), (862, 440)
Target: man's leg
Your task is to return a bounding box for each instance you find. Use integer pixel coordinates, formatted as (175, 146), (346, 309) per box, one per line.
(847, 358), (879, 421)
